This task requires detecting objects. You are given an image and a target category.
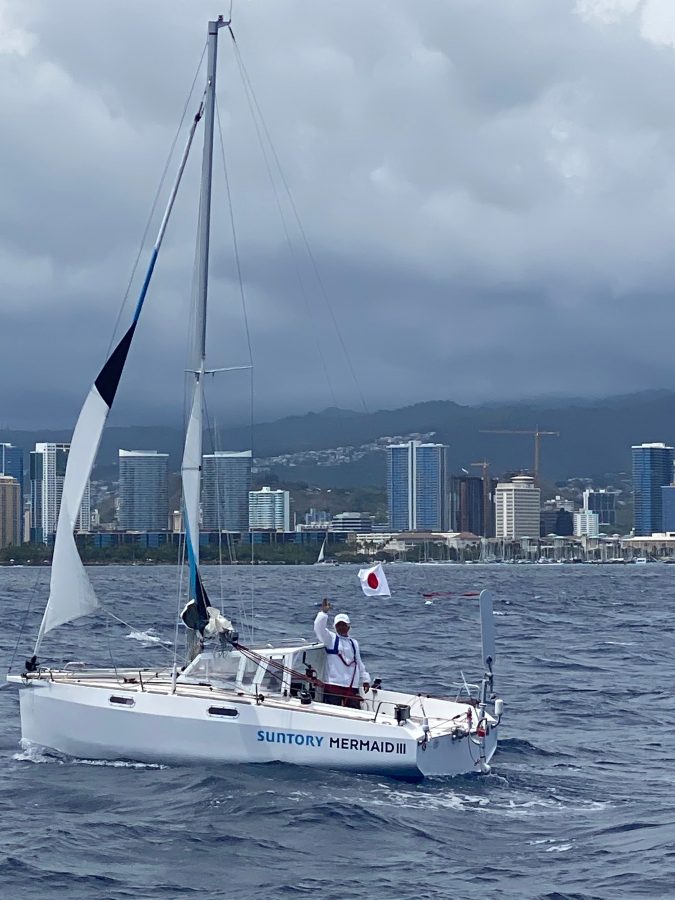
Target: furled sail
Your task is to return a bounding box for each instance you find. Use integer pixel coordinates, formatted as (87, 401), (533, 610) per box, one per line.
(180, 371), (211, 633)
(179, 18), (224, 638)
(34, 106), (204, 654)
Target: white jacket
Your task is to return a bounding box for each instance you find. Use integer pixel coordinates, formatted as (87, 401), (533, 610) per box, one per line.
(314, 610), (370, 688)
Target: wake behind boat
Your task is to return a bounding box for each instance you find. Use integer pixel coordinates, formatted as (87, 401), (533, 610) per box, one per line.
(8, 17), (502, 779)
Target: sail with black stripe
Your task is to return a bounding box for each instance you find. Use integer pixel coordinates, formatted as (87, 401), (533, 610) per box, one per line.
(34, 106), (204, 653)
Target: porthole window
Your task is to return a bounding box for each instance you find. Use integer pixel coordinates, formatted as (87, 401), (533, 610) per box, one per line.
(207, 706), (238, 718)
(109, 695), (135, 707)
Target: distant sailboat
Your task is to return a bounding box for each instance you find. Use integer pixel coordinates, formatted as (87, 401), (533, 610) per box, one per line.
(315, 537), (338, 566)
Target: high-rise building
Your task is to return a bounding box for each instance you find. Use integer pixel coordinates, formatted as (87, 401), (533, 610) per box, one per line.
(118, 450), (169, 531)
(661, 485), (675, 532)
(0, 444), (24, 517)
(248, 486), (290, 531)
(494, 475), (541, 539)
(540, 505), (573, 536)
(387, 441), (448, 532)
(0, 475), (21, 548)
(574, 509), (600, 538)
(632, 443), (674, 537)
(582, 489), (617, 527)
(449, 475), (497, 536)
(202, 451), (252, 531)
(30, 443), (91, 544)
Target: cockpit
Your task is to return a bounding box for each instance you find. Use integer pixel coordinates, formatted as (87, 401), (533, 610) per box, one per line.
(178, 643), (327, 700)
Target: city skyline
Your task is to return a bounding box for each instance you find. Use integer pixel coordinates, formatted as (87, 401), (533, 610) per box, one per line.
(1, 429), (674, 545)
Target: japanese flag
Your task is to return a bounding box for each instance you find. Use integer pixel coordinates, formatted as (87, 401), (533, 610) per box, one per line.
(358, 563), (391, 597)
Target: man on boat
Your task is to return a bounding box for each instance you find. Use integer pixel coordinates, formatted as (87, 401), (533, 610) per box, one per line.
(314, 598), (370, 709)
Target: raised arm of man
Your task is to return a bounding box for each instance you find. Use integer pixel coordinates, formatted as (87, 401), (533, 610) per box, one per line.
(313, 598), (334, 648)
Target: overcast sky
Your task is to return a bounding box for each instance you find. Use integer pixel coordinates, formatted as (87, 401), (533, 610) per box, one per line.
(3, 0), (675, 429)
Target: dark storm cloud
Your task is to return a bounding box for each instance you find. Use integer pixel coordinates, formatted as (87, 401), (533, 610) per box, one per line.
(2, 0), (675, 428)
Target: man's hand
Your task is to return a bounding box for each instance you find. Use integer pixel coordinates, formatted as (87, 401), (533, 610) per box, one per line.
(321, 598), (331, 613)
(362, 682), (370, 693)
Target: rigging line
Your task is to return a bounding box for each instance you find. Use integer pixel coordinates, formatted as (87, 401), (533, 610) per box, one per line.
(172, 528), (188, 677)
(202, 395), (250, 637)
(6, 568), (42, 675)
(224, 36), (338, 410)
(202, 397), (229, 605)
(100, 605), (177, 665)
(104, 608), (121, 684)
(210, 412), (227, 610)
(229, 29), (369, 415)
(106, 42), (208, 358)
(215, 96), (257, 567)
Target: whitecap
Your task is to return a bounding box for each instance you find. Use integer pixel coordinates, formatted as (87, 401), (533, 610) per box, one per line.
(71, 758), (167, 769)
(13, 744), (63, 765)
(360, 789), (489, 812)
(126, 629), (171, 647)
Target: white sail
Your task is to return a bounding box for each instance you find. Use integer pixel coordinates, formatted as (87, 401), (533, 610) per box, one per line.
(33, 106), (203, 655)
(179, 16), (219, 628)
(182, 372), (204, 566)
(36, 386), (107, 644)
(316, 539), (326, 564)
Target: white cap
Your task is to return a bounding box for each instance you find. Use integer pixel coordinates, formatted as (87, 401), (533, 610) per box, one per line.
(334, 613), (351, 626)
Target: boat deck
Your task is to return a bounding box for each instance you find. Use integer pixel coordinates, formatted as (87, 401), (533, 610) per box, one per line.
(12, 667), (478, 737)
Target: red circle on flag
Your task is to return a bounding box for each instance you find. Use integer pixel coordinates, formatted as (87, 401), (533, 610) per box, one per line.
(367, 572), (379, 589)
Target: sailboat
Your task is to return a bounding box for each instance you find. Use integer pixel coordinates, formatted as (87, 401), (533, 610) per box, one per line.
(315, 537), (338, 566)
(8, 17), (502, 778)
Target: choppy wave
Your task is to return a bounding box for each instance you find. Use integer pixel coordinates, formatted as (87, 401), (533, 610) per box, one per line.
(14, 742), (166, 769)
(0, 565), (672, 898)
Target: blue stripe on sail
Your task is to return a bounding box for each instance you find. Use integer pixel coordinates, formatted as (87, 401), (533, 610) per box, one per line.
(133, 246), (159, 323)
(93, 245), (160, 409)
(184, 519), (210, 632)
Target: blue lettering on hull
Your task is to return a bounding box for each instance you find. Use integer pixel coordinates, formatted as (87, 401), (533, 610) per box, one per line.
(329, 736), (407, 754)
(256, 730), (324, 748)
(255, 729), (406, 754)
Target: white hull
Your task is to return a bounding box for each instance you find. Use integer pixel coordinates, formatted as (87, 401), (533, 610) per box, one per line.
(13, 673), (498, 779)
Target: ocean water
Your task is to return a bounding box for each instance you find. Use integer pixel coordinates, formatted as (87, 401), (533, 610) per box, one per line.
(0, 563), (673, 899)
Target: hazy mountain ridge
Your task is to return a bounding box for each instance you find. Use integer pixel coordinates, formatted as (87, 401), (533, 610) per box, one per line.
(3, 390), (674, 486)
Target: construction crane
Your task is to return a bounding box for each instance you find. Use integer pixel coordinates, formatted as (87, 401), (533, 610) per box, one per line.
(471, 460), (492, 537)
(480, 426), (559, 484)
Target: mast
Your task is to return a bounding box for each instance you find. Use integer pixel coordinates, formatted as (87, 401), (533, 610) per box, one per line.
(196, 17), (223, 361)
(182, 16), (226, 626)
